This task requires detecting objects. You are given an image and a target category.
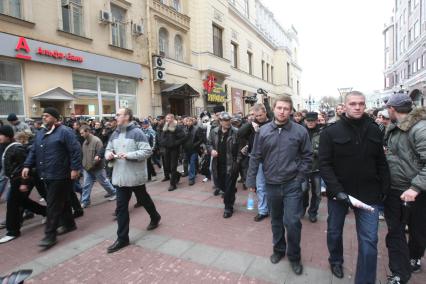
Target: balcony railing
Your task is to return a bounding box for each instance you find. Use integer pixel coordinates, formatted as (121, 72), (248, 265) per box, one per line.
(151, 0), (190, 31)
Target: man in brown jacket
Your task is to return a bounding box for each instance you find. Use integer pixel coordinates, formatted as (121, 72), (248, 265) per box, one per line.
(80, 125), (116, 208)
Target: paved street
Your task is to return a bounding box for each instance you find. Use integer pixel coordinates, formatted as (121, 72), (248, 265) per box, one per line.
(1, 172), (425, 284)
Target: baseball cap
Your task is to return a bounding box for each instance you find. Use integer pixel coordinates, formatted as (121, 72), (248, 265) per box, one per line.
(386, 93), (412, 107)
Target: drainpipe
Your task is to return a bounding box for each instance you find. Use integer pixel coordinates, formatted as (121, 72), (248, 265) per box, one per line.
(146, 0), (157, 115)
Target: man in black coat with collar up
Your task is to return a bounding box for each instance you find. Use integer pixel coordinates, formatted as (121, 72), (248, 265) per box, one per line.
(319, 91), (390, 284)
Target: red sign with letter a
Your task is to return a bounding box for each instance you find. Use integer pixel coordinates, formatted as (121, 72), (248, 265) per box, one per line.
(15, 37), (32, 60)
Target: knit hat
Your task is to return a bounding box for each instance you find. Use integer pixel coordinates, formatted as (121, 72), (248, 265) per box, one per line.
(43, 107), (61, 120)
(213, 105), (225, 114)
(7, 113), (18, 122)
(305, 112), (318, 121)
(0, 125), (14, 139)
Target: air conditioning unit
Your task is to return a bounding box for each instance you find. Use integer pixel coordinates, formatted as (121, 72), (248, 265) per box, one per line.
(132, 23), (144, 36)
(154, 69), (166, 81)
(100, 10), (112, 23)
(152, 56), (164, 69)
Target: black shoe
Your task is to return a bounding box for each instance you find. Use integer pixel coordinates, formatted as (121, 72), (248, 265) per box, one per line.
(73, 210), (84, 219)
(254, 214), (268, 222)
(147, 215), (161, 231)
(290, 261), (303, 275)
(223, 211), (233, 218)
(104, 193), (114, 198)
(270, 251), (285, 264)
(57, 225), (77, 236)
(188, 180), (195, 186)
(309, 215), (318, 223)
(168, 185), (177, 191)
(410, 258), (421, 273)
(134, 203), (143, 208)
(39, 236), (57, 249)
(387, 274), (405, 284)
(330, 264), (344, 278)
(107, 240), (129, 254)
(161, 177), (170, 182)
(213, 189), (221, 196)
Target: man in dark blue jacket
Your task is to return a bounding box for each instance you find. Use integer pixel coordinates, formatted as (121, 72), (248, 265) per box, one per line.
(22, 107), (82, 249)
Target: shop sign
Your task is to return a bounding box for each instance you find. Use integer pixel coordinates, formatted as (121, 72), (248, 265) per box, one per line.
(203, 74), (226, 103)
(15, 37), (84, 63)
(231, 88), (244, 114)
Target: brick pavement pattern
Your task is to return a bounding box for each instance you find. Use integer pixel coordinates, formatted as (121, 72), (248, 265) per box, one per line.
(1, 172), (425, 283)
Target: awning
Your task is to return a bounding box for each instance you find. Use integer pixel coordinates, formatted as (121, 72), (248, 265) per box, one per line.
(161, 83), (199, 97)
(32, 87), (76, 101)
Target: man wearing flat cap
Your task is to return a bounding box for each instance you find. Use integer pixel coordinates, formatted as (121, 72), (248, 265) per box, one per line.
(384, 92), (426, 283)
(23, 107), (82, 249)
(207, 112), (240, 218)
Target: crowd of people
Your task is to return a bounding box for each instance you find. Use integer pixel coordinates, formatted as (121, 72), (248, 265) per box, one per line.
(0, 90), (425, 284)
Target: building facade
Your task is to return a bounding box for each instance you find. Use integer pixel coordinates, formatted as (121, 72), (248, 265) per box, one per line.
(0, 0), (302, 119)
(148, 0), (302, 116)
(0, 0), (150, 120)
(383, 0), (426, 106)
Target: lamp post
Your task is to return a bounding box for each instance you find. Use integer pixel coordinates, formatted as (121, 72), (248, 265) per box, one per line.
(305, 95), (315, 111)
(337, 87), (353, 103)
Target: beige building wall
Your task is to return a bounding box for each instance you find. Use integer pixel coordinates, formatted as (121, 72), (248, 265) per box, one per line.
(0, 0), (150, 119)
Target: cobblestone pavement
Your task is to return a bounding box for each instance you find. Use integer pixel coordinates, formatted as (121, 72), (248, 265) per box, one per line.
(0, 171), (425, 283)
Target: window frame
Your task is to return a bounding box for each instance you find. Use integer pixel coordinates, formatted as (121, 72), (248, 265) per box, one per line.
(174, 34), (183, 61)
(159, 27), (169, 57)
(61, 0), (84, 36)
(0, 60), (25, 118)
(247, 51), (253, 75)
(231, 42), (238, 68)
(110, 4), (128, 49)
(212, 24), (223, 58)
(0, 0), (22, 19)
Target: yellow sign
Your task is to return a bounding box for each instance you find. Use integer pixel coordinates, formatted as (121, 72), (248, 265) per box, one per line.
(206, 83), (226, 103)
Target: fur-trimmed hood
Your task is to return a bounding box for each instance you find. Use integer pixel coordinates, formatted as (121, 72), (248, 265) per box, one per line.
(163, 120), (178, 132)
(397, 107), (426, 132)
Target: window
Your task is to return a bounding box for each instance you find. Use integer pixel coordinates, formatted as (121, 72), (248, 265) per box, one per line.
(0, 61), (24, 116)
(111, 4), (127, 48)
(409, 28), (413, 43)
(0, 0), (21, 18)
(247, 51), (253, 75)
(266, 63), (270, 82)
(72, 73), (136, 118)
(231, 42), (238, 68)
(174, 35), (183, 61)
(212, 24), (223, 58)
(261, 60), (265, 80)
(287, 62), (290, 85)
(418, 57), (422, 70)
(171, 0), (181, 12)
(159, 28), (169, 57)
(414, 21), (420, 39)
(297, 80), (300, 95)
(271, 66), (274, 84)
(61, 0), (83, 36)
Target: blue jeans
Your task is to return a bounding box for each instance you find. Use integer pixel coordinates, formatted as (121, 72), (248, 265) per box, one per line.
(327, 199), (379, 284)
(256, 164), (268, 215)
(266, 179), (303, 262)
(186, 152), (198, 182)
(81, 169), (116, 206)
(301, 172), (321, 217)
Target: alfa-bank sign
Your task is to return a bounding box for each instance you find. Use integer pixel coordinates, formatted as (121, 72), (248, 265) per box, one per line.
(0, 32), (143, 79)
(15, 36), (84, 63)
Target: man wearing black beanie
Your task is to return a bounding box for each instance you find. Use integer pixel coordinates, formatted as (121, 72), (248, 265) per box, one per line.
(22, 107), (82, 249)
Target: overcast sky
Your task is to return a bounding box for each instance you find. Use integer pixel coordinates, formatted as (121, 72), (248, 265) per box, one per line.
(262, 0), (393, 100)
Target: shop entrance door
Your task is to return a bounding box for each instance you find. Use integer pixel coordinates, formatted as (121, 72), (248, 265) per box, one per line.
(169, 98), (186, 115)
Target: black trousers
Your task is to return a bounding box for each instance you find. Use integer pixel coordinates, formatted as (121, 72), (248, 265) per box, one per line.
(384, 190), (411, 283)
(164, 149), (179, 186)
(6, 180), (46, 237)
(217, 165), (238, 211)
(116, 184), (159, 243)
(161, 154), (170, 178)
(408, 192), (426, 259)
(147, 158), (156, 180)
(44, 179), (75, 239)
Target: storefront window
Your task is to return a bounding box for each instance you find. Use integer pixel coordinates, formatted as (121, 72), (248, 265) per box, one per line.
(0, 61), (24, 117)
(72, 73), (136, 118)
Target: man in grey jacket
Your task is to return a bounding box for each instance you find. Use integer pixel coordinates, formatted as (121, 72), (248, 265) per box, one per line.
(384, 93), (426, 284)
(105, 108), (161, 254)
(246, 95), (312, 276)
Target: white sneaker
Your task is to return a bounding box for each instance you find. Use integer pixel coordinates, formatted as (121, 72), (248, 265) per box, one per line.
(39, 198), (45, 202)
(379, 212), (385, 221)
(151, 177), (157, 181)
(202, 178), (208, 182)
(41, 217), (47, 224)
(0, 235), (17, 244)
(108, 195), (117, 201)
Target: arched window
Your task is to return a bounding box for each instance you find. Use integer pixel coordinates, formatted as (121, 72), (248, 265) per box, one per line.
(158, 28), (169, 57)
(174, 35), (183, 61)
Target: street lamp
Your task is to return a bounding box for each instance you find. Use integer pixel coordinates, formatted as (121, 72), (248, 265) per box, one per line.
(337, 87), (353, 103)
(305, 95), (315, 111)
